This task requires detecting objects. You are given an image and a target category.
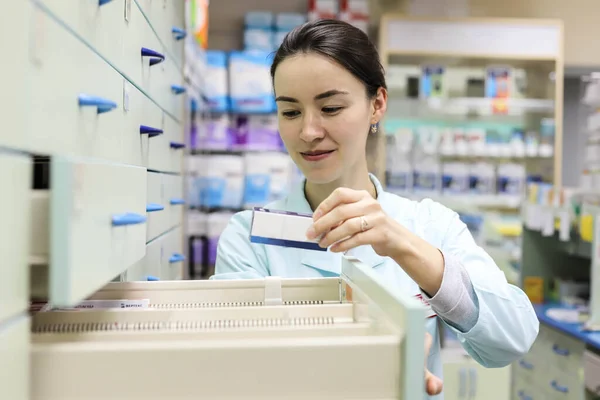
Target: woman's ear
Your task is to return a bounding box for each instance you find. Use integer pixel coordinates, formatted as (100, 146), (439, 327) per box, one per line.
(371, 87), (388, 125)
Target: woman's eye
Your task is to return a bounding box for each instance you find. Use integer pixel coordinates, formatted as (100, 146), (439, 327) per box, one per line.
(282, 110), (300, 118)
(322, 106), (343, 114)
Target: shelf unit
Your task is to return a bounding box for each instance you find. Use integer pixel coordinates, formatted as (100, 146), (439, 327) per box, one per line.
(376, 15), (565, 188)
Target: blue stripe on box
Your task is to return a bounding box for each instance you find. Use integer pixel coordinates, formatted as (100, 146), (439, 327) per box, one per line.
(250, 235), (326, 252)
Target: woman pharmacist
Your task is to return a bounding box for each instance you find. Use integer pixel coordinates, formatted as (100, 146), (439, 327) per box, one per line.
(212, 19), (539, 398)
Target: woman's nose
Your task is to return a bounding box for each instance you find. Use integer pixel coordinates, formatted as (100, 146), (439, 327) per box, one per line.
(299, 116), (325, 142)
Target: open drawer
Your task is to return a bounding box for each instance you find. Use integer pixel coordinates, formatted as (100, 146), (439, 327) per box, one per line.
(31, 156), (147, 307)
(31, 257), (427, 400)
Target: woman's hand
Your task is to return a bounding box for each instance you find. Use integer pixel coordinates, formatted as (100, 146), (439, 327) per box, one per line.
(425, 332), (443, 395)
(306, 187), (445, 296)
(305, 187), (397, 256)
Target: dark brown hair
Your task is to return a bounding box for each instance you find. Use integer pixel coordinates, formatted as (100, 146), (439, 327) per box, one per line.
(270, 19), (387, 98)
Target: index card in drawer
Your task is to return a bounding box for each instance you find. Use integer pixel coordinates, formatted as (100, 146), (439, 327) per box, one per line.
(50, 156), (147, 307)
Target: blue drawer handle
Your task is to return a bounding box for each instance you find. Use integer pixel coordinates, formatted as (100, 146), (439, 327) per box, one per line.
(169, 253), (186, 263)
(170, 198), (185, 205)
(140, 125), (163, 138)
(552, 344), (570, 356)
(111, 212), (147, 226)
(78, 94), (117, 114)
(518, 392), (532, 400)
(146, 275), (159, 281)
(172, 27), (187, 40)
(146, 203), (164, 212)
(170, 141), (186, 149)
(99, 0), (114, 5)
(518, 359), (534, 370)
(141, 47), (165, 66)
(550, 380), (568, 393)
(171, 85), (186, 95)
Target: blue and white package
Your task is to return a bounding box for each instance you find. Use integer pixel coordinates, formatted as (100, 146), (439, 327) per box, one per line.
(442, 162), (469, 195)
(200, 155), (244, 209)
(468, 162), (495, 195)
(244, 28), (274, 52)
(275, 13), (306, 30)
(245, 11), (274, 29)
(204, 51), (229, 112)
(243, 152), (271, 207)
(229, 51), (276, 113)
(497, 163), (525, 196)
(266, 153), (294, 202)
(250, 208), (325, 251)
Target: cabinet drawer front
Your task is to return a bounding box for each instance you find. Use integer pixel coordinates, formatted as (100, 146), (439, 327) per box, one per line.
(127, 234), (164, 281)
(146, 172), (169, 242)
(164, 173), (184, 229)
(0, 0), (30, 149)
(544, 328), (585, 376)
(50, 156), (147, 306)
(135, 0), (185, 67)
(35, 0), (125, 66)
(147, 114), (184, 173)
(513, 376), (539, 400)
(165, 115), (185, 173)
(0, 153), (31, 323)
(28, 9), (134, 163)
(162, 227), (184, 280)
(122, 4), (184, 121)
(0, 317), (30, 400)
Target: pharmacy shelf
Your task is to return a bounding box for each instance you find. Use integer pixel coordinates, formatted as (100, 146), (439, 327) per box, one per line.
(387, 97), (555, 118)
(391, 191), (522, 211)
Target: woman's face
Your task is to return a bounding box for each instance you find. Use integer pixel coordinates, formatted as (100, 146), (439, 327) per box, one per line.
(273, 53), (386, 184)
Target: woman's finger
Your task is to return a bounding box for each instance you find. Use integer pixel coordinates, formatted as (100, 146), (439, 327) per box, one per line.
(313, 188), (370, 221)
(423, 332), (443, 395)
(308, 201), (367, 239)
(318, 216), (363, 248)
(425, 368), (443, 395)
(329, 229), (372, 253)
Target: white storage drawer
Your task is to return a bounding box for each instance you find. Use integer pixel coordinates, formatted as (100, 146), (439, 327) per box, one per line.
(35, 0), (185, 122)
(146, 171), (183, 242)
(49, 156), (147, 306)
(165, 114), (185, 173)
(0, 0), (30, 150)
(122, 3), (185, 121)
(128, 226), (183, 281)
(27, 8), (136, 163)
(146, 171), (169, 242)
(164, 173), (184, 228)
(162, 227), (184, 280)
(31, 259), (427, 400)
(34, 0), (125, 68)
(135, 0), (185, 67)
(584, 350), (600, 396)
(148, 114), (185, 173)
(0, 316), (30, 400)
(127, 232), (163, 281)
(0, 153), (31, 324)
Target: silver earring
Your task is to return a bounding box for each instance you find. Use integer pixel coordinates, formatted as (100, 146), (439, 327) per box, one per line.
(370, 123), (378, 134)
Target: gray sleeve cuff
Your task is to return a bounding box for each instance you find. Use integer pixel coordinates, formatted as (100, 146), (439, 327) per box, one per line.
(421, 251), (479, 333)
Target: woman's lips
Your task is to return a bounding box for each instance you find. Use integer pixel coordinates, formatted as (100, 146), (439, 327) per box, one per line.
(300, 150), (335, 162)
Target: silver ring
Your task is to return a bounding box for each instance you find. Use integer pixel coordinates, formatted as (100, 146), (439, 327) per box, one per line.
(360, 216), (368, 232)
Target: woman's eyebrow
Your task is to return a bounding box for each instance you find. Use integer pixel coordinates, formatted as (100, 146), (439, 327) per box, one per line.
(314, 89), (349, 100)
(275, 90), (349, 103)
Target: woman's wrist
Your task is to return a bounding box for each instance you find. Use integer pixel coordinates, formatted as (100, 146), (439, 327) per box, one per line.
(388, 222), (445, 296)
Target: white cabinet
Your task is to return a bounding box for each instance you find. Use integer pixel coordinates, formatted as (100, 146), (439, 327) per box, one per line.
(512, 325), (585, 400)
(443, 348), (511, 400)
